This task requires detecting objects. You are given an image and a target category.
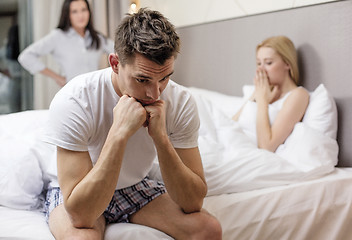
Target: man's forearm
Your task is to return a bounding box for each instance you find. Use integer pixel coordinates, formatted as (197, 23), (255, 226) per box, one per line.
(61, 135), (127, 228)
(154, 137), (207, 213)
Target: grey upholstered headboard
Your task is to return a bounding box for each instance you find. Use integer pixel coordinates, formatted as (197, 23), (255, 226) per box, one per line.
(173, 0), (352, 167)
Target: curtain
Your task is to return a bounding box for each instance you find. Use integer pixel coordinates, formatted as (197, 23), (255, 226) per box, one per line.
(31, 0), (63, 109)
(17, 0), (34, 111)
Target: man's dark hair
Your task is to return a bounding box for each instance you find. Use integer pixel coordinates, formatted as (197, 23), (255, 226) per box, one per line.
(114, 8), (180, 66)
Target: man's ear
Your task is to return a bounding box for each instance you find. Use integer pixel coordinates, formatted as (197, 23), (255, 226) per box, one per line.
(109, 53), (119, 74)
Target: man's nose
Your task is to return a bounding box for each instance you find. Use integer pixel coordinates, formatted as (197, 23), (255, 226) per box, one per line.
(146, 84), (160, 100)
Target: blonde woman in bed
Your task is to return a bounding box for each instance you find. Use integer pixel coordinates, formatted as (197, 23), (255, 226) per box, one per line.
(233, 36), (309, 152)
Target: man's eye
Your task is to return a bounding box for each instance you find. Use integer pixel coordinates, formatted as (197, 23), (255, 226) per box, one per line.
(266, 62), (272, 65)
(136, 78), (147, 83)
(160, 76), (169, 82)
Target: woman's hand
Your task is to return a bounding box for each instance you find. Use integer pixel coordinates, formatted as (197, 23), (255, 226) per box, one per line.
(54, 75), (67, 87)
(40, 68), (66, 87)
(254, 68), (280, 104)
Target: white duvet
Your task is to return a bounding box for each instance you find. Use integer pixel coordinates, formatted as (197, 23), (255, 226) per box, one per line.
(191, 86), (339, 196)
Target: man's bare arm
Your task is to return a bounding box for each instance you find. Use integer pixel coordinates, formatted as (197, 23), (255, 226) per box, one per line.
(57, 96), (147, 228)
(157, 144), (207, 213)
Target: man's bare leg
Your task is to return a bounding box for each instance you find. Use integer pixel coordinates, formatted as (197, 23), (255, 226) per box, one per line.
(130, 193), (222, 240)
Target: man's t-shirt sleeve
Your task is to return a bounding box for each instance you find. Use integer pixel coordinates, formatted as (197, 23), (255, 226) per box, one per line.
(44, 92), (92, 152)
(167, 93), (200, 149)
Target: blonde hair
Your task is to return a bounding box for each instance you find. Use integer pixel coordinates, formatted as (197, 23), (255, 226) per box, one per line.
(256, 36), (300, 85)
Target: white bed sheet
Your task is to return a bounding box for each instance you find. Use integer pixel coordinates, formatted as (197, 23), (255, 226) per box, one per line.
(0, 207), (172, 240)
(203, 167), (352, 240)
(2, 168), (351, 240)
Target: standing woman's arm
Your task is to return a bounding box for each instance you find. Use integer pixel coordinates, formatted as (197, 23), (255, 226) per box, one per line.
(18, 29), (66, 86)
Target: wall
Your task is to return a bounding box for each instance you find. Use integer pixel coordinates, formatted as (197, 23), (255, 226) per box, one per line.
(171, 0), (352, 166)
(139, 0), (338, 27)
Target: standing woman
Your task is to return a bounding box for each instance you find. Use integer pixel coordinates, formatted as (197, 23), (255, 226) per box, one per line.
(18, 0), (114, 87)
(233, 36), (309, 152)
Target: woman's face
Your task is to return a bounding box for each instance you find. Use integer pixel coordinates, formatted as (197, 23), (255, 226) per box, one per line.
(69, 0), (90, 31)
(256, 47), (290, 85)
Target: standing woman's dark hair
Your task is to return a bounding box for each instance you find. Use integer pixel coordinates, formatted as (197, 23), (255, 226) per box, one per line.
(57, 0), (101, 49)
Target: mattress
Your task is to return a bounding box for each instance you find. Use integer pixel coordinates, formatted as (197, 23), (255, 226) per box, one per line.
(0, 207), (172, 240)
(1, 168), (351, 239)
(203, 167), (352, 240)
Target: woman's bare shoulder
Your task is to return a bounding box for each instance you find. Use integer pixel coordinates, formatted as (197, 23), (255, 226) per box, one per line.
(283, 86), (309, 108)
(291, 86), (309, 99)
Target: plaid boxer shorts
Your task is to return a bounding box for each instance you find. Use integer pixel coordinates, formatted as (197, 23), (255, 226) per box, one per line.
(44, 177), (166, 224)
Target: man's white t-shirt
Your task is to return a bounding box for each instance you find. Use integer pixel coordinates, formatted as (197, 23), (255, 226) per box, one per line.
(44, 67), (200, 189)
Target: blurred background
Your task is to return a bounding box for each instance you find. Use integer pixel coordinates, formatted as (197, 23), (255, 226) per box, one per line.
(0, 0), (337, 114)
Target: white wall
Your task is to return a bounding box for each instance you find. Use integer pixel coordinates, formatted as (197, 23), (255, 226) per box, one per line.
(139, 0), (339, 28)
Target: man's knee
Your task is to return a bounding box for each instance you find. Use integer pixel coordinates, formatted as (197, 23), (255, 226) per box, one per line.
(202, 214), (222, 240)
(189, 212), (222, 240)
(51, 229), (104, 240)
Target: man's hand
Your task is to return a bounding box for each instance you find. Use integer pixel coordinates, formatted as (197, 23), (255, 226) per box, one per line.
(111, 95), (147, 138)
(144, 100), (167, 140)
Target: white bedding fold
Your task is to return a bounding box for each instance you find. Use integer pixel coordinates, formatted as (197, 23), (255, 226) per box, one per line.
(203, 168), (352, 240)
(195, 92), (338, 195)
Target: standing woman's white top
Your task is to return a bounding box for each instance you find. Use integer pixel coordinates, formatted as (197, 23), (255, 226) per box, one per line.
(18, 0), (114, 86)
(18, 28), (113, 83)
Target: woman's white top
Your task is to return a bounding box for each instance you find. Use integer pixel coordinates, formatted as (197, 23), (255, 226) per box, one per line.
(238, 90), (293, 144)
(18, 28), (114, 82)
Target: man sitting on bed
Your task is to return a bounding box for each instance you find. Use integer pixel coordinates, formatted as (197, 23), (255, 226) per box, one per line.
(43, 8), (222, 240)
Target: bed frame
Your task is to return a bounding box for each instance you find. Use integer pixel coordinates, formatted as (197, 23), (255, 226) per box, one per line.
(173, 0), (352, 167)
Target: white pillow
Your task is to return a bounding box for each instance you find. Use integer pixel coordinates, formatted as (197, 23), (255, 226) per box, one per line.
(302, 84), (338, 139)
(242, 85), (255, 99)
(0, 110), (52, 210)
(188, 87), (244, 118)
(0, 136), (43, 210)
(276, 122), (338, 173)
(242, 84), (338, 139)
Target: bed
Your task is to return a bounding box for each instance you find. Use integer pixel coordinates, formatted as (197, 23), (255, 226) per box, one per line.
(1, 1), (352, 239)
